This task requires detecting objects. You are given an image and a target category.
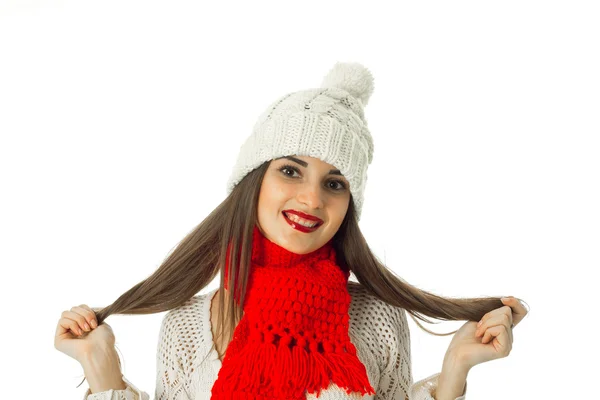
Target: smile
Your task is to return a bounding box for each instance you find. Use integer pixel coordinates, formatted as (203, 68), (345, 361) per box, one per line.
(282, 211), (323, 232)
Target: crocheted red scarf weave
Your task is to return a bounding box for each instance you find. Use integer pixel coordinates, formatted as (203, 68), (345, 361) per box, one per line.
(210, 225), (376, 399)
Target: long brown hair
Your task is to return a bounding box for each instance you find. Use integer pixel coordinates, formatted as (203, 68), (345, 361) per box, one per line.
(78, 159), (527, 387)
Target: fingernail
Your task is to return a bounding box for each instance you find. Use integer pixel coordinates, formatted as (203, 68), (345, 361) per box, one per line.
(91, 320), (97, 328)
(84, 323), (90, 331)
(501, 297), (510, 302)
(477, 320), (482, 327)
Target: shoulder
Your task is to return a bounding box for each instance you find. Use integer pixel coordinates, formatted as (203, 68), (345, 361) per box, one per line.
(347, 282), (411, 375)
(161, 293), (206, 330)
(347, 281), (408, 331)
(156, 292), (212, 373)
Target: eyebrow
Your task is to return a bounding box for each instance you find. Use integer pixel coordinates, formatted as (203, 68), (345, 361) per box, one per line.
(277, 156), (344, 176)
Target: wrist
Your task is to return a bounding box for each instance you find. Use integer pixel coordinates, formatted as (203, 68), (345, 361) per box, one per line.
(436, 352), (469, 400)
(80, 346), (126, 393)
(442, 349), (471, 374)
(80, 343), (116, 363)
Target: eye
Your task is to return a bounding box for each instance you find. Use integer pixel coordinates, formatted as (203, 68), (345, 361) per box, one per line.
(278, 164), (347, 192)
(279, 164), (299, 178)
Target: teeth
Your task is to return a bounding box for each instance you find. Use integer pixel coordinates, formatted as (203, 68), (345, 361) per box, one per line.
(285, 212), (319, 228)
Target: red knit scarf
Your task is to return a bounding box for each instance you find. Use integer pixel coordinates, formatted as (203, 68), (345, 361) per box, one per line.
(210, 224), (376, 399)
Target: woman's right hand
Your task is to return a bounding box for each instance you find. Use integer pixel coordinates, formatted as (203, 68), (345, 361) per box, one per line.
(54, 304), (116, 364)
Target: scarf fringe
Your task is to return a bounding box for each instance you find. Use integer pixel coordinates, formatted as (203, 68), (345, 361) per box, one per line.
(211, 338), (376, 399)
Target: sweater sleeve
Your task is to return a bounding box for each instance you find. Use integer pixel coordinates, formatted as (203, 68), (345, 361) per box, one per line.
(82, 309), (191, 400)
(377, 304), (467, 400)
(83, 375), (148, 400)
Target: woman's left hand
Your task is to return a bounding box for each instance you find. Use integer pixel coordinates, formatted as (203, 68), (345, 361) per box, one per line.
(446, 296), (528, 371)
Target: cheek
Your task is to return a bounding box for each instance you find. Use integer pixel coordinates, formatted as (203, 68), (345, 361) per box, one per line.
(327, 199), (349, 227)
(267, 181), (296, 203)
(258, 180), (289, 212)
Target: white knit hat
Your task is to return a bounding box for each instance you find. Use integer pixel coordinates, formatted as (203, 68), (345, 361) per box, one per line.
(226, 61), (375, 221)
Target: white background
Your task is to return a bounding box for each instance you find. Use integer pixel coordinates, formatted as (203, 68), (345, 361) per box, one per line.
(1, 1), (598, 399)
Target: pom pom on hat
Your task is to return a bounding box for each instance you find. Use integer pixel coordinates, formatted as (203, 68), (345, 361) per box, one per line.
(320, 62), (375, 106)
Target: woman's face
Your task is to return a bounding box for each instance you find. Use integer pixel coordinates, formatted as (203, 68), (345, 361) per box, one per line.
(256, 155), (351, 254)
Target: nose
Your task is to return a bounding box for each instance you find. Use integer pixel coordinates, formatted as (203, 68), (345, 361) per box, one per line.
(296, 184), (324, 210)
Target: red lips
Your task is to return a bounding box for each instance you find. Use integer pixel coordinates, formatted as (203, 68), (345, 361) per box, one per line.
(282, 210), (323, 224)
(282, 210), (323, 232)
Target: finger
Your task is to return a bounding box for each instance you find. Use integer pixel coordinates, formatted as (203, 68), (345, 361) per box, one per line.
(480, 325), (512, 356)
(476, 311), (513, 336)
(75, 305), (99, 328)
(57, 316), (85, 336)
(79, 304), (100, 314)
(501, 297), (528, 326)
(478, 305), (513, 332)
(481, 324), (503, 344)
(56, 318), (76, 337)
(62, 310), (91, 333)
(478, 316), (513, 345)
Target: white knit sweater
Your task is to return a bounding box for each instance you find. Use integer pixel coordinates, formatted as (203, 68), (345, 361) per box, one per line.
(83, 284), (467, 400)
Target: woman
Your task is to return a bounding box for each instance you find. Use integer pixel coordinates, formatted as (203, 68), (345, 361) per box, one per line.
(54, 62), (528, 400)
